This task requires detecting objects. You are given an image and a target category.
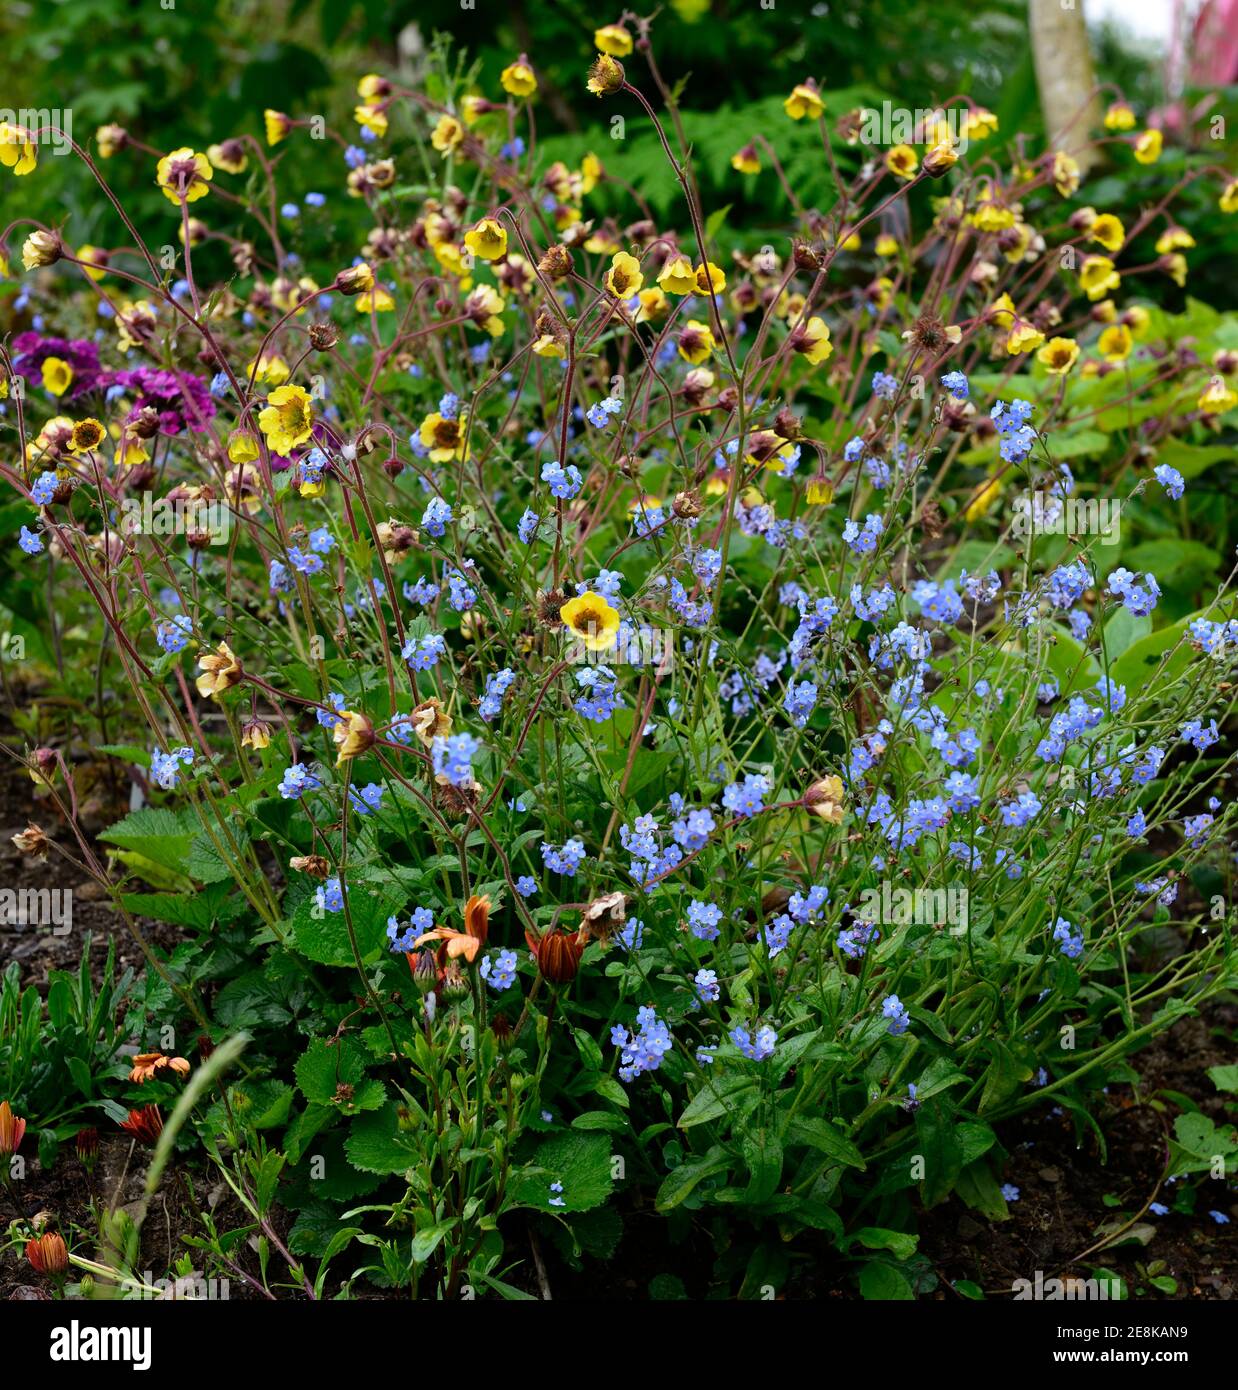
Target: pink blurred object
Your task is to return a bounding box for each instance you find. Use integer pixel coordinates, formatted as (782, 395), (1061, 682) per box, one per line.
(1152, 0), (1235, 136)
(1189, 0), (1238, 85)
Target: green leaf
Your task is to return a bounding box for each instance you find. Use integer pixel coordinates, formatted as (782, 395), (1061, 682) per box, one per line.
(99, 809), (195, 873)
(787, 1116), (866, 1170)
(506, 1132), (614, 1213)
(677, 1074), (758, 1128)
(850, 1227), (918, 1261)
(290, 887), (402, 967)
(1207, 1064), (1238, 1094)
(655, 1145), (731, 1210)
(345, 1104), (421, 1175)
(859, 1261), (914, 1299)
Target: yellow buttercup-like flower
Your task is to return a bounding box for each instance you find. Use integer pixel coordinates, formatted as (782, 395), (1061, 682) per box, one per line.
(501, 59), (538, 99)
(419, 412), (470, 463)
(1220, 181), (1238, 214)
(264, 110), (291, 146)
(694, 262), (726, 295)
(789, 316), (833, 366)
(1006, 319), (1045, 355)
(731, 143), (761, 175)
(258, 384), (314, 456)
(1052, 150), (1080, 197)
(354, 104), (388, 138)
(1104, 102), (1136, 131)
(587, 53), (625, 97)
(249, 354), (290, 387)
(1037, 337), (1079, 375)
(605, 250), (643, 299)
(357, 287), (395, 312)
(463, 218), (507, 262)
(657, 256), (697, 296)
(431, 114), (465, 155)
(207, 139), (248, 174)
(678, 320), (716, 365)
(41, 357), (74, 397)
(69, 418), (106, 453)
(964, 475), (1003, 523)
(227, 432), (260, 464)
(0, 123), (37, 176)
(594, 24), (633, 56)
(156, 147), (212, 205)
(1088, 214), (1125, 253)
(885, 145), (918, 180)
(784, 82), (824, 121)
(1133, 129), (1162, 164)
(1079, 255), (1120, 301)
(1198, 378), (1237, 415)
(560, 592), (620, 652)
(196, 642), (243, 701)
(1098, 324), (1133, 362)
(1154, 225), (1194, 255)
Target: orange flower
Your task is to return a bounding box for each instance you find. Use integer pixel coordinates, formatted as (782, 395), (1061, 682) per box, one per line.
(26, 1232), (68, 1277)
(525, 925), (588, 984)
(0, 1100), (27, 1155)
(128, 1052), (191, 1084)
(413, 894), (491, 963)
(119, 1104), (164, 1144)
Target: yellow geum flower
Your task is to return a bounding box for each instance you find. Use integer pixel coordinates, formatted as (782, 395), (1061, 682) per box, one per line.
(1037, 337), (1079, 375)
(227, 431), (260, 464)
(731, 143), (760, 175)
(249, 354), (290, 387)
(0, 123), (37, 176)
(964, 475), (1003, 523)
(1161, 253), (1187, 288)
(357, 74), (390, 101)
(1133, 129), (1162, 164)
(1052, 150), (1080, 197)
(264, 110), (292, 146)
(885, 144), (918, 180)
(207, 139), (247, 174)
(594, 24), (633, 56)
(68, 418), (105, 454)
(605, 250), (643, 299)
(196, 642), (243, 701)
(532, 334), (565, 358)
(41, 357), (74, 397)
(784, 82), (824, 121)
(964, 107), (998, 139)
(501, 59), (538, 98)
(257, 384), (314, 456)
(695, 262), (726, 295)
(580, 150), (604, 193)
(1098, 324), (1133, 362)
(838, 230), (861, 252)
(356, 287), (395, 312)
(1104, 102), (1136, 131)
(1079, 255), (1120, 301)
(1198, 377), (1237, 415)
(463, 218), (507, 262)
(789, 315), (833, 365)
(419, 411), (470, 462)
(431, 114), (465, 155)
(804, 775), (845, 823)
(1220, 181), (1238, 214)
(1122, 305), (1150, 336)
(657, 255), (697, 296)
(560, 591), (620, 652)
(587, 53), (625, 97)
(95, 124), (127, 158)
(156, 147), (212, 205)
(1006, 318), (1045, 355)
(464, 284), (506, 335)
(1088, 214), (1125, 253)
(637, 287), (670, 323)
(22, 230), (61, 270)
(354, 105), (388, 138)
(677, 319), (716, 365)
(1154, 225), (1195, 255)
(432, 240), (474, 288)
(875, 234), (900, 258)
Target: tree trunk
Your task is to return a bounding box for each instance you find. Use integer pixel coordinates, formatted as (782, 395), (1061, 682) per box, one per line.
(1029, 0), (1104, 172)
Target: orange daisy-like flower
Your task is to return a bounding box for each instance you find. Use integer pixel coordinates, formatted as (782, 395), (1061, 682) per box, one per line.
(413, 894), (491, 963)
(0, 1100), (27, 1155)
(119, 1104), (164, 1144)
(128, 1052), (191, 1084)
